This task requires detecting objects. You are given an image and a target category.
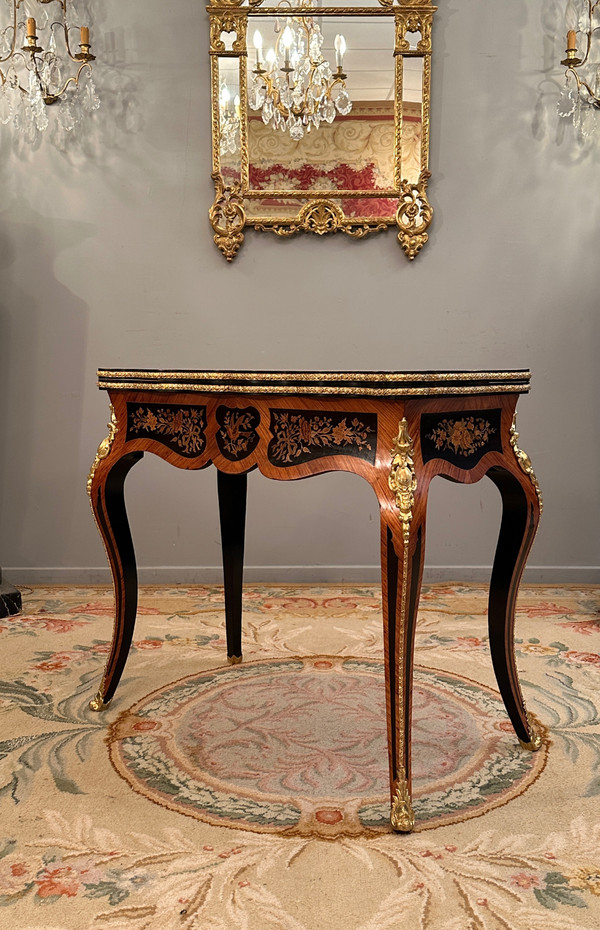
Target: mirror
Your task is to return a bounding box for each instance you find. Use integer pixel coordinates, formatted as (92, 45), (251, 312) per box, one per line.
(208, 0), (436, 262)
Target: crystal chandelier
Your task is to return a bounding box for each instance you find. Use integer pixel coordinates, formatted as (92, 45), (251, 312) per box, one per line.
(219, 81), (240, 157)
(250, 7), (351, 142)
(0, 0), (99, 141)
(558, 0), (600, 131)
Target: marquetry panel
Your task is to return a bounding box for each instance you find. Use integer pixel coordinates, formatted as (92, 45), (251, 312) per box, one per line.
(419, 408), (503, 468)
(126, 403), (208, 457)
(267, 408), (377, 467)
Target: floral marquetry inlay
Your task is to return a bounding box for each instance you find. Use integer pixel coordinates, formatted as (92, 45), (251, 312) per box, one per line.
(126, 404), (207, 457)
(268, 410), (377, 467)
(216, 406), (260, 461)
(420, 409), (503, 467)
(427, 418), (497, 457)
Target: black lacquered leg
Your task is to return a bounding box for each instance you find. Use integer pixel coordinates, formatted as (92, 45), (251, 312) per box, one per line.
(217, 470), (247, 663)
(487, 465), (542, 748)
(89, 451), (144, 710)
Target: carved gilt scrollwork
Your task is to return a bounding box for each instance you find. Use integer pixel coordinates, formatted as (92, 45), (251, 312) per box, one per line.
(209, 173), (246, 262)
(255, 200), (388, 240)
(297, 200), (344, 236)
(394, 5), (434, 54)
(379, 0), (435, 9)
(396, 170), (433, 260)
(209, 13), (247, 55)
(207, 0), (247, 8)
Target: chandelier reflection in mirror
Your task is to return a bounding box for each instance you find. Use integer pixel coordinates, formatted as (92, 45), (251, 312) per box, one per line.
(0, 0), (99, 141)
(558, 0), (600, 137)
(219, 81), (240, 155)
(250, 4), (351, 141)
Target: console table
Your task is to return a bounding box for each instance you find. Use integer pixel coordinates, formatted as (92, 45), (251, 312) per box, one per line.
(87, 369), (543, 832)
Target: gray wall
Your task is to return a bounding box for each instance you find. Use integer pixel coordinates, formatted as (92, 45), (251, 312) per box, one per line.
(1, 0), (598, 585)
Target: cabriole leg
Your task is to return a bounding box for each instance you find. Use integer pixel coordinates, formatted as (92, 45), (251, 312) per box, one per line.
(382, 417), (428, 832)
(487, 465), (542, 749)
(88, 451), (144, 711)
(380, 518), (427, 833)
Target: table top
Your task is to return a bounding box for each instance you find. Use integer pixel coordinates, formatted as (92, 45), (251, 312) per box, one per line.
(98, 369), (531, 397)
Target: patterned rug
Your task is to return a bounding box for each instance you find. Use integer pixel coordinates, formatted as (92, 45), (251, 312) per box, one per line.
(0, 583), (599, 929)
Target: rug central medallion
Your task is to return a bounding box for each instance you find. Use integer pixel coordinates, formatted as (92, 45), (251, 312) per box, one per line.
(108, 657), (547, 837)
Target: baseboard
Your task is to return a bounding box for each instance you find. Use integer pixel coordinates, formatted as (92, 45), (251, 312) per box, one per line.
(6, 565), (600, 585)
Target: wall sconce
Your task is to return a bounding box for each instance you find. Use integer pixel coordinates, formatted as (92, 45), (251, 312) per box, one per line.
(558, 0), (600, 135)
(0, 0), (99, 142)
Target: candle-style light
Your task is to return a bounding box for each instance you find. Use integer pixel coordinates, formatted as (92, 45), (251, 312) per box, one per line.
(0, 0), (100, 141)
(249, 4), (353, 141)
(281, 24), (293, 73)
(334, 34), (346, 73)
(562, 0), (583, 66)
(558, 0), (600, 133)
(253, 29), (263, 71)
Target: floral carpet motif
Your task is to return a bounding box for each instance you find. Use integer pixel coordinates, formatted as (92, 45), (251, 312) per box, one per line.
(0, 583), (599, 929)
(108, 657), (546, 837)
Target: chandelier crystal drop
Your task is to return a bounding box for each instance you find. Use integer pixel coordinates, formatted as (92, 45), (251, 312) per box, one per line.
(558, 0), (600, 136)
(0, 0), (99, 140)
(250, 7), (351, 142)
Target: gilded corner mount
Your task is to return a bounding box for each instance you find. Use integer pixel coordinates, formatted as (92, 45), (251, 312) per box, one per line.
(509, 415), (543, 513)
(389, 417), (417, 542)
(87, 404), (118, 497)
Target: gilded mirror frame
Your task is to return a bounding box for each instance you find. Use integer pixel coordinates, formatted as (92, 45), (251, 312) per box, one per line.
(207, 0), (436, 261)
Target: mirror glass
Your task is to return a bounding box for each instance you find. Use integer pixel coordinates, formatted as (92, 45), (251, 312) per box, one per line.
(218, 56), (241, 182)
(402, 56), (423, 184)
(246, 14), (398, 221)
(208, 0), (435, 260)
